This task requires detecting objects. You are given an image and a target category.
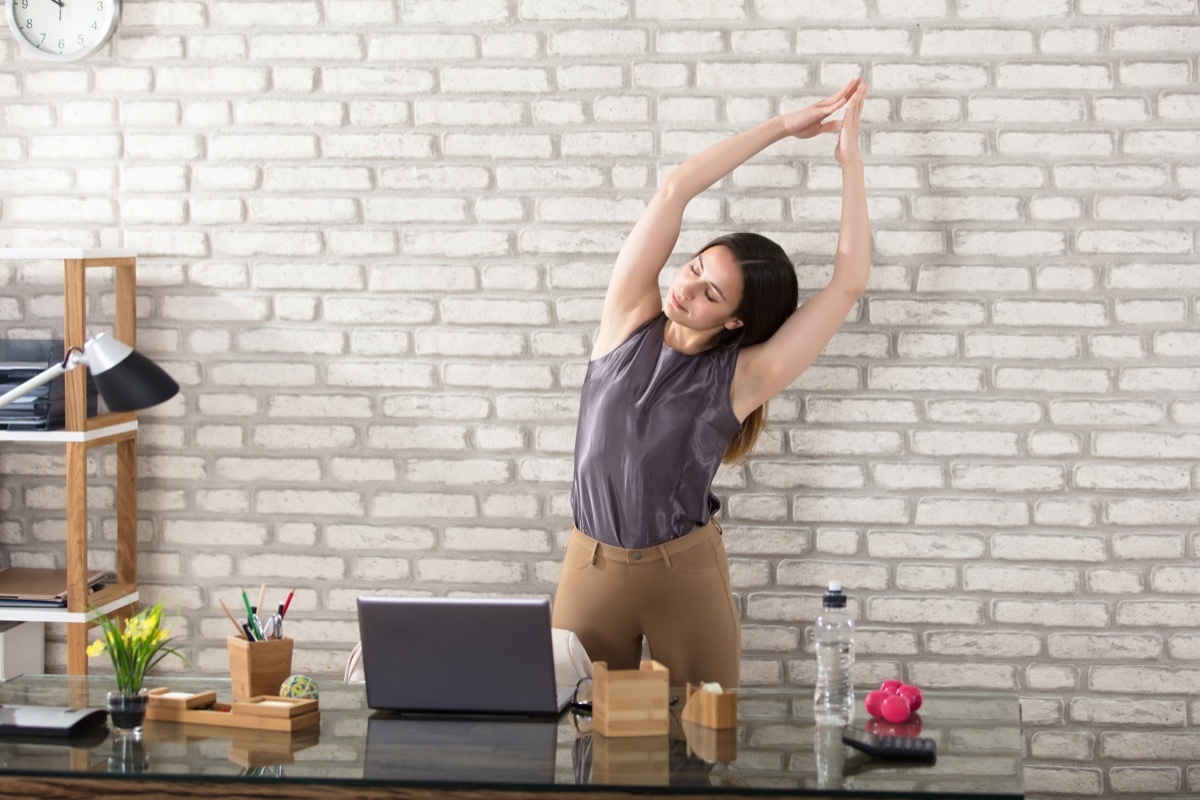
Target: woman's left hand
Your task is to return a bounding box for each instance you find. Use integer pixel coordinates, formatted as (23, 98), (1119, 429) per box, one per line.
(835, 82), (867, 165)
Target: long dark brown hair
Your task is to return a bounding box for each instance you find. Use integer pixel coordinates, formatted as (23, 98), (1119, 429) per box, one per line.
(696, 233), (799, 464)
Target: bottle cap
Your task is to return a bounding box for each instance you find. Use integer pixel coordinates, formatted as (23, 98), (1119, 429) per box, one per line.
(822, 580), (847, 609)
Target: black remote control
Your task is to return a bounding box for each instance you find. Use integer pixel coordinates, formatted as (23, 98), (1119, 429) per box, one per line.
(841, 726), (937, 762)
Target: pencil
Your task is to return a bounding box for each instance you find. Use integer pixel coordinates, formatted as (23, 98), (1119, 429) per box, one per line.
(257, 582), (267, 616)
(281, 588), (296, 619)
(219, 598), (247, 639)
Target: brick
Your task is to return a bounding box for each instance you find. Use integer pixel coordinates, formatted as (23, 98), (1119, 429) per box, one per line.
(992, 533), (1105, 562)
(900, 97), (961, 122)
(957, 0), (1070, 15)
(928, 630), (1040, 657)
(869, 597), (983, 625)
(911, 430), (1020, 456)
(1023, 766), (1102, 796)
(873, 63), (989, 91)
(1099, 731), (1200, 760)
(872, 131), (986, 156)
(995, 600), (1110, 627)
(1031, 731), (1095, 761)
(1049, 632), (1162, 661)
(964, 334), (1078, 359)
(867, 530), (984, 559)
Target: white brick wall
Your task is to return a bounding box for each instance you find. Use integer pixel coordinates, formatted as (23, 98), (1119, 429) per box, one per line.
(2, 2), (1198, 797)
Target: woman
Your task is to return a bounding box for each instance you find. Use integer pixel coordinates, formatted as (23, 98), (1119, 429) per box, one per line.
(553, 79), (870, 689)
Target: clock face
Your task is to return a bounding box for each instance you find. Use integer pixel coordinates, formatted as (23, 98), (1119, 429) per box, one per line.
(6, 0), (120, 62)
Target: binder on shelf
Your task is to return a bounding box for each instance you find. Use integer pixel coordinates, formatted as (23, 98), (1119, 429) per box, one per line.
(0, 339), (98, 430)
(0, 568), (108, 607)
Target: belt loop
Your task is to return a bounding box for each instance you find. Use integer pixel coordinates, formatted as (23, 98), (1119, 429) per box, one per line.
(590, 539), (600, 565)
(711, 517), (723, 536)
(658, 544), (672, 568)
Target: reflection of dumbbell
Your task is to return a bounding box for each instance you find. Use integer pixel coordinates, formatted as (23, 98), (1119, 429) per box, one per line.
(863, 679), (923, 723)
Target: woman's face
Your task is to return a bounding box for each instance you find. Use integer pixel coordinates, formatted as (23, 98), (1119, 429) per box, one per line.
(663, 245), (745, 334)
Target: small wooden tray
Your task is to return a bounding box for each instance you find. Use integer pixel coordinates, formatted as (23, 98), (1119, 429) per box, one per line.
(146, 688), (319, 734)
(231, 695), (317, 719)
(148, 689), (218, 710)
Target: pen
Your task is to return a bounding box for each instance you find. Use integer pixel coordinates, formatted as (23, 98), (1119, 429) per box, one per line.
(241, 588), (265, 640)
(241, 622), (256, 641)
(281, 588), (295, 619)
(219, 598), (247, 639)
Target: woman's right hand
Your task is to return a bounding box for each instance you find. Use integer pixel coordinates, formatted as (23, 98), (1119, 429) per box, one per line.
(780, 77), (861, 140)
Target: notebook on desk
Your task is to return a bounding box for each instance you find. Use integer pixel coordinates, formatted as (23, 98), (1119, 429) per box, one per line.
(356, 596), (573, 717)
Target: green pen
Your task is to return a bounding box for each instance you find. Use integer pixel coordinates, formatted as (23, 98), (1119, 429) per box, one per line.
(240, 587), (263, 641)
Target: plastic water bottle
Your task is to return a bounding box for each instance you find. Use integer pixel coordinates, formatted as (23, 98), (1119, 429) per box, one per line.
(813, 579), (855, 724)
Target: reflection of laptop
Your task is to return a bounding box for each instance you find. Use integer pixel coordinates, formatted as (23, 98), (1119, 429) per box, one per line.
(364, 715), (558, 783)
(356, 596), (572, 716)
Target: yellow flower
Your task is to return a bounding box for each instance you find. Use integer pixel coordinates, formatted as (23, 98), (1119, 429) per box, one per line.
(86, 639), (107, 658)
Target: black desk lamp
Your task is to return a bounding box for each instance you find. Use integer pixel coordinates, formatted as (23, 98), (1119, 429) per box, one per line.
(0, 333), (179, 413)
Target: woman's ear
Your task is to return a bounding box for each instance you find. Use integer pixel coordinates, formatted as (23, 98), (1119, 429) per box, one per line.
(725, 317), (744, 330)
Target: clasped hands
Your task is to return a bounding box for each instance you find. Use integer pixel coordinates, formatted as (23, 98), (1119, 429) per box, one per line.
(781, 77), (867, 165)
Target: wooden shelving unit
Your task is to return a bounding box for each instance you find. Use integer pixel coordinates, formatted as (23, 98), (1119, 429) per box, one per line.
(0, 248), (141, 675)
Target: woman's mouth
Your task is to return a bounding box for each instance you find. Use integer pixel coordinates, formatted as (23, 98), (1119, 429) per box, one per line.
(669, 291), (684, 310)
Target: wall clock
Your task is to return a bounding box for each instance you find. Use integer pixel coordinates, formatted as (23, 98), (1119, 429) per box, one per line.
(6, 0), (120, 62)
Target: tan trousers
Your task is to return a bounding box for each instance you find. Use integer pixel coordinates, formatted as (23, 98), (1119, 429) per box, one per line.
(551, 520), (741, 688)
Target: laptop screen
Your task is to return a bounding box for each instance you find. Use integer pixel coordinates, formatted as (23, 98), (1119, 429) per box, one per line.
(356, 596), (567, 716)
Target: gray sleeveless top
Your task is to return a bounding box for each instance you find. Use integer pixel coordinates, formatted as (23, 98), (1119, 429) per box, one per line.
(571, 314), (742, 549)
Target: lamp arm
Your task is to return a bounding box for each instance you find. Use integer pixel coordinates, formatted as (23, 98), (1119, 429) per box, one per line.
(0, 352), (83, 411)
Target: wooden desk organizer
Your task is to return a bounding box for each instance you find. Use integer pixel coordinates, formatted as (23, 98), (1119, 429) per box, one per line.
(146, 687), (319, 734)
(681, 682), (737, 729)
(593, 659), (670, 738)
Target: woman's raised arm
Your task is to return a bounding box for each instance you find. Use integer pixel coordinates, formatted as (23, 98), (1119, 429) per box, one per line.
(593, 78), (862, 358)
(732, 81), (871, 420)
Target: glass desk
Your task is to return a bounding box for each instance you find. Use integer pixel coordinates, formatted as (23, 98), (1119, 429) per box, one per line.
(0, 676), (1023, 799)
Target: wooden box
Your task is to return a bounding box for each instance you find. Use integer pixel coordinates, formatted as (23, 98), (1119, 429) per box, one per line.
(592, 660), (669, 738)
(227, 635), (293, 702)
(681, 682), (737, 729)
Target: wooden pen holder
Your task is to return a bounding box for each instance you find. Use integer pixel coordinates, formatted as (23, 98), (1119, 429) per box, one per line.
(681, 682), (738, 729)
(593, 659), (670, 738)
(228, 636), (293, 702)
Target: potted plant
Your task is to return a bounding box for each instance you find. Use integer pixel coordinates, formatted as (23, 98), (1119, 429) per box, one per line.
(87, 602), (188, 736)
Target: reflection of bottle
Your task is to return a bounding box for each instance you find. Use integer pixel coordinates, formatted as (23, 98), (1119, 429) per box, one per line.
(813, 580), (855, 724)
(814, 722), (845, 790)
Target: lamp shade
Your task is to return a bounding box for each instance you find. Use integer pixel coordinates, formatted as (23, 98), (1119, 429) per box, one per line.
(84, 333), (179, 412)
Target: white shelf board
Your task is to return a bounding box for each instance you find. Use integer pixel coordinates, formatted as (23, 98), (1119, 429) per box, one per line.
(0, 419), (138, 443)
(0, 589), (139, 624)
(0, 248), (136, 259)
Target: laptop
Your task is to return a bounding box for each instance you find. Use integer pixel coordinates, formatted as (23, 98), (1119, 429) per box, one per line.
(356, 596), (573, 717)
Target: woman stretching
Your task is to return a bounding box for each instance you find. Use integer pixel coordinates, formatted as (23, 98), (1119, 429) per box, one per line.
(552, 78), (870, 688)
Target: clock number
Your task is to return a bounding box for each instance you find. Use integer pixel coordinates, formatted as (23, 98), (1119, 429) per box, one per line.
(24, 18), (33, 29)
(58, 39), (66, 51)
(78, 35), (85, 45)
(19, 0), (28, 8)
(97, 0), (104, 8)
